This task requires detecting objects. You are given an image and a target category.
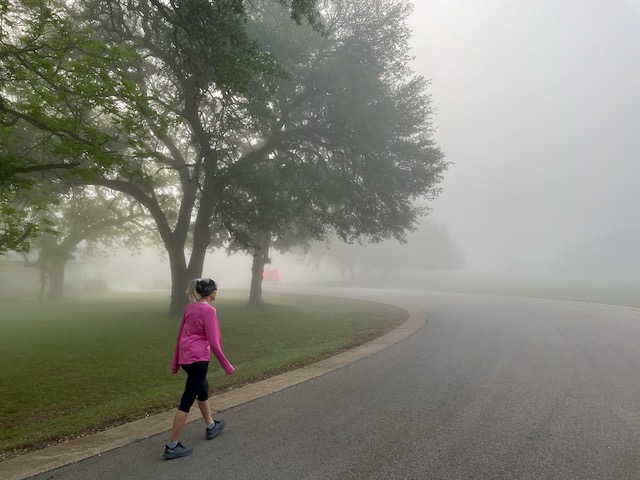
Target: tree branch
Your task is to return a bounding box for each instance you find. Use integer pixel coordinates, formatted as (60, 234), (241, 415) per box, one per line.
(89, 178), (174, 244)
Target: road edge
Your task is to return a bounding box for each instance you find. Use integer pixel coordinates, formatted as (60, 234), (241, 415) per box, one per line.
(1, 304), (427, 480)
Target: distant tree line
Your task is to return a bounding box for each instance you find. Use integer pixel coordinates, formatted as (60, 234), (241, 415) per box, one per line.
(0, 0), (447, 312)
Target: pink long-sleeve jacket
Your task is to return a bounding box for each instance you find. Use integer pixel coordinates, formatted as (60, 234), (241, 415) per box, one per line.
(171, 301), (235, 375)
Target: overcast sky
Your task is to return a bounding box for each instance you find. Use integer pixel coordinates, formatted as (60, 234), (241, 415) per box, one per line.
(407, 0), (640, 278)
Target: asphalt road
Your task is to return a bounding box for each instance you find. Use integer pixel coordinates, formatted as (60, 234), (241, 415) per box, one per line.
(30, 289), (640, 480)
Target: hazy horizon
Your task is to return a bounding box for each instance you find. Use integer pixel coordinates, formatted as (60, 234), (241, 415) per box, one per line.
(408, 0), (640, 279)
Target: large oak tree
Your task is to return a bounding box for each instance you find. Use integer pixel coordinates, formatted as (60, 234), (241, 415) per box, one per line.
(2, 0), (446, 313)
(222, 0), (446, 303)
(2, 0), (322, 311)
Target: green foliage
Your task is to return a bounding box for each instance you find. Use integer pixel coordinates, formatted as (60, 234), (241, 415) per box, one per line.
(0, 123), (55, 252)
(225, 0), (446, 257)
(0, 164), (56, 253)
(0, 0), (155, 173)
(287, 0), (323, 28)
(0, 189), (53, 254)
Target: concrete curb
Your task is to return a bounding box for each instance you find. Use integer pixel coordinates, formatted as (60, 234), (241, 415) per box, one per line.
(1, 305), (426, 480)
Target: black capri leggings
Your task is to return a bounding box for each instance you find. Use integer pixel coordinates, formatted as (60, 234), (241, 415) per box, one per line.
(178, 361), (210, 413)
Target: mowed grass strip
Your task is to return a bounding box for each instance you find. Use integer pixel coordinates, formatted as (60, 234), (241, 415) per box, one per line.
(0, 290), (407, 458)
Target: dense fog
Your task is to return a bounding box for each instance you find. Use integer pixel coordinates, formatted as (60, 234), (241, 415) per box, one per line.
(409, 0), (640, 282)
(3, 0), (639, 301)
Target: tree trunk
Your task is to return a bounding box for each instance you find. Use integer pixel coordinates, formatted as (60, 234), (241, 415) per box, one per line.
(167, 242), (190, 315)
(38, 263), (47, 302)
(47, 258), (66, 300)
(248, 231), (270, 306)
(167, 238), (210, 315)
(248, 254), (265, 306)
(172, 163), (217, 314)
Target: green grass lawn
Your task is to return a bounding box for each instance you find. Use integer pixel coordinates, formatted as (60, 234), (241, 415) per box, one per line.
(0, 290), (406, 459)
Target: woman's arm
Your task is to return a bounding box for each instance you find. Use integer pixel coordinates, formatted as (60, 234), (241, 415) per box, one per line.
(171, 313), (187, 374)
(204, 307), (235, 374)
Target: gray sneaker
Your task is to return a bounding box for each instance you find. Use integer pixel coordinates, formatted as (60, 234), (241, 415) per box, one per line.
(163, 442), (193, 459)
(206, 420), (226, 440)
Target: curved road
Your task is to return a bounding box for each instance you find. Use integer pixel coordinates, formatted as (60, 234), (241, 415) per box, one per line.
(31, 289), (640, 479)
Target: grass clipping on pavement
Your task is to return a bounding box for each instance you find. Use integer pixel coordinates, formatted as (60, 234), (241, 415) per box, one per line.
(0, 290), (407, 459)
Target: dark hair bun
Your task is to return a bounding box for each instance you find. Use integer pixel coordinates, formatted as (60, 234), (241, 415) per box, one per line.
(196, 278), (217, 297)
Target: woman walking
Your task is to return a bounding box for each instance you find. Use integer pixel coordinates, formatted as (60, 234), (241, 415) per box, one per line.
(164, 277), (235, 459)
